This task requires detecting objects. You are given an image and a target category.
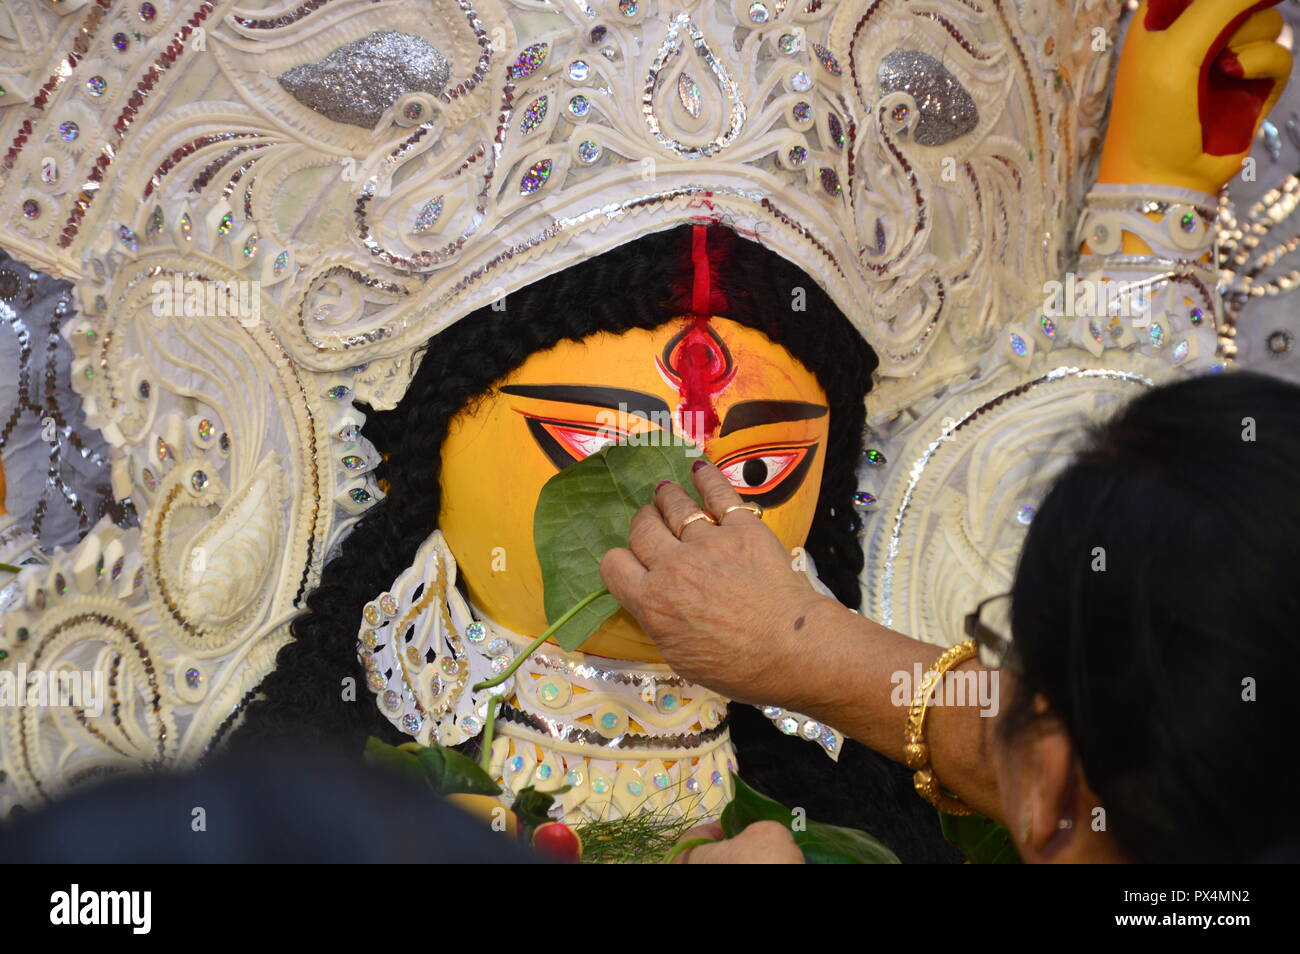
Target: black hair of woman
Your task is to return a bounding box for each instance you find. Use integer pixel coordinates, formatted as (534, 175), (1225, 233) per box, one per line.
(1004, 369), (1300, 863)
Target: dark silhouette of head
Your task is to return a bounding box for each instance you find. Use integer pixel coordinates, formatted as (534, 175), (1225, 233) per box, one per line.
(1004, 370), (1300, 863)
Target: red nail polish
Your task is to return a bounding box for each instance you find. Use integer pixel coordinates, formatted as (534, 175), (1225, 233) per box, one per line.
(656, 480), (672, 491)
(692, 459), (707, 472)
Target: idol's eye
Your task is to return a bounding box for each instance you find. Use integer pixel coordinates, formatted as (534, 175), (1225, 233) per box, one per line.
(521, 415), (630, 470)
(715, 443), (819, 508)
(720, 452), (800, 492)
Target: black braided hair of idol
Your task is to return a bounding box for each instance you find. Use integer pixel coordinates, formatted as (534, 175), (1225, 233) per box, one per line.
(231, 224), (959, 862)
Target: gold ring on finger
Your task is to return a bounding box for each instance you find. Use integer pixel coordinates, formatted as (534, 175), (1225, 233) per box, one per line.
(674, 509), (719, 539)
(719, 502), (763, 521)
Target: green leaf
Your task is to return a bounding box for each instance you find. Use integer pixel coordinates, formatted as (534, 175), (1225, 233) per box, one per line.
(510, 784), (571, 831)
(721, 774), (901, 864)
(362, 736), (427, 784)
(415, 744), (503, 797)
(940, 811), (1022, 864)
(533, 442), (704, 651)
(798, 821), (901, 865)
(719, 773), (793, 835)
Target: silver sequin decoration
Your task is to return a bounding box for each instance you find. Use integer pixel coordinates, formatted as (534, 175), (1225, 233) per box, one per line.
(278, 32), (450, 129)
(878, 368), (1154, 626)
(877, 50), (978, 147)
(643, 14), (746, 159)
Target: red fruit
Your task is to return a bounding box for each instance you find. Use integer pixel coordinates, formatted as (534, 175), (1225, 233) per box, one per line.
(532, 822), (583, 863)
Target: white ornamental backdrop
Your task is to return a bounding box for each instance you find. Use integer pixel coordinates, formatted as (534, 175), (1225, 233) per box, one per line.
(0, 0), (1261, 810)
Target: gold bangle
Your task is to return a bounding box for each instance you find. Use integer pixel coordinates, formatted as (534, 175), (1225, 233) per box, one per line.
(903, 639), (978, 816)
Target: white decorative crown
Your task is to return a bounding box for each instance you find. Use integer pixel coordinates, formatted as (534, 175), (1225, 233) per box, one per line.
(3, 0), (1120, 405)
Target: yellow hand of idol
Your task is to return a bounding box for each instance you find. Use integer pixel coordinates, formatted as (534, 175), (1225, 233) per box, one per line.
(1099, 0), (1291, 195)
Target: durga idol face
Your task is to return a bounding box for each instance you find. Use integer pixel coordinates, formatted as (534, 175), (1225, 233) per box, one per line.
(437, 315), (830, 662)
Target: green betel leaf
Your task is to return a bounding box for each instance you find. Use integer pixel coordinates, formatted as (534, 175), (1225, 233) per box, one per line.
(719, 773), (792, 836)
(511, 784), (571, 831)
(721, 774), (901, 864)
(416, 744), (503, 797)
(798, 821), (901, 865)
(940, 810), (1022, 864)
(533, 442), (704, 651)
(362, 736), (427, 784)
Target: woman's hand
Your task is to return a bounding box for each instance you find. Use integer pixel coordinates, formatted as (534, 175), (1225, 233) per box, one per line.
(1099, 0), (1291, 194)
(599, 460), (827, 707)
(602, 459), (1009, 819)
(671, 820), (804, 864)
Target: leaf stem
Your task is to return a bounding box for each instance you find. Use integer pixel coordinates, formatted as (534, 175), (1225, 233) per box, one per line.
(471, 586), (609, 692)
(479, 694), (502, 774)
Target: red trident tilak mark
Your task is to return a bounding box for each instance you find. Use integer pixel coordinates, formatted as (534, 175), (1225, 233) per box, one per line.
(656, 225), (735, 443)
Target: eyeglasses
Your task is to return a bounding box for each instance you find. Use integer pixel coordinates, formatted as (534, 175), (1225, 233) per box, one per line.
(964, 592), (1021, 672)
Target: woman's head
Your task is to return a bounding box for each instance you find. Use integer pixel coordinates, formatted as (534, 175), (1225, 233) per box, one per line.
(234, 224), (876, 744)
(994, 370), (1300, 863)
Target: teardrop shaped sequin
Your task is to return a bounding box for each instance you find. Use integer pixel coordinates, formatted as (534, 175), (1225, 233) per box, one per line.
(412, 196), (444, 233)
(678, 73), (702, 118)
(819, 168), (841, 198)
(508, 43), (549, 82)
(519, 159), (553, 195)
(811, 43), (842, 76)
(519, 96), (549, 135)
(827, 113), (845, 149)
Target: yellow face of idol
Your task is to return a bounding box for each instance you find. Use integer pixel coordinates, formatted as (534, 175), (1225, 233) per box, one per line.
(437, 316), (830, 661)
